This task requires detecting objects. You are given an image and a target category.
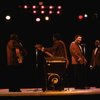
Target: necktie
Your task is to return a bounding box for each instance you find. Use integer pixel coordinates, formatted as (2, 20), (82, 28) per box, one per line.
(94, 47), (98, 55)
(79, 45), (83, 53)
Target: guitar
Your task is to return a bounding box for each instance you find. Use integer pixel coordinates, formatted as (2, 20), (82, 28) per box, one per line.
(15, 48), (23, 64)
(35, 44), (54, 57)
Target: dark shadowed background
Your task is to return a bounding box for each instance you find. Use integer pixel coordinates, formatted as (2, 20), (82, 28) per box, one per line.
(0, 0), (99, 88)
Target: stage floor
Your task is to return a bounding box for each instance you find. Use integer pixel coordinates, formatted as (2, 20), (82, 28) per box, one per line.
(0, 87), (100, 96)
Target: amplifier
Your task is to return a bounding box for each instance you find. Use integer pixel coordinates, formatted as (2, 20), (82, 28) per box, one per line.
(45, 57), (66, 90)
(45, 57), (66, 74)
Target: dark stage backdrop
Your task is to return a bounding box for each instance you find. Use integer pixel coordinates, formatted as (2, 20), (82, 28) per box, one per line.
(0, 0), (100, 88)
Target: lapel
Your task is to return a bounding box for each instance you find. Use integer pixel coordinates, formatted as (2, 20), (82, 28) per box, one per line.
(75, 42), (83, 53)
(96, 47), (100, 54)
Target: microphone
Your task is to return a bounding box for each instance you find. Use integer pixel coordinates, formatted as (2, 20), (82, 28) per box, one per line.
(19, 42), (23, 47)
(81, 44), (86, 46)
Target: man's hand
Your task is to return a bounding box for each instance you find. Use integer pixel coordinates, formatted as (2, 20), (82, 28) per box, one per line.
(90, 65), (94, 70)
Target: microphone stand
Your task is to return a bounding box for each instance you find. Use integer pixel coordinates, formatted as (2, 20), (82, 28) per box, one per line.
(35, 48), (48, 91)
(36, 49), (38, 68)
(35, 48), (40, 91)
(81, 44), (87, 88)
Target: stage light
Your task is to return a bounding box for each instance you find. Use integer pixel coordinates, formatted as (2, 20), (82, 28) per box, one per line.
(57, 11), (61, 14)
(18, 3), (63, 19)
(49, 11), (53, 14)
(57, 6), (62, 9)
(84, 14), (88, 18)
(41, 10), (45, 14)
(41, 5), (45, 9)
(33, 10), (37, 14)
(32, 5), (36, 9)
(24, 5), (28, 9)
(39, 1), (43, 5)
(5, 15), (11, 20)
(45, 16), (49, 21)
(78, 15), (84, 20)
(36, 17), (41, 22)
(49, 6), (53, 9)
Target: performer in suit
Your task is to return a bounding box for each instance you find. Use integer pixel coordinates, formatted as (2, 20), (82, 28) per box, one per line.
(6, 33), (27, 92)
(90, 40), (100, 87)
(35, 33), (69, 67)
(69, 34), (87, 89)
(35, 33), (69, 91)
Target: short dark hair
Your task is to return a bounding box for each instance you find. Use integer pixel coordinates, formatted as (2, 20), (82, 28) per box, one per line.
(10, 33), (18, 40)
(95, 40), (99, 43)
(74, 34), (82, 39)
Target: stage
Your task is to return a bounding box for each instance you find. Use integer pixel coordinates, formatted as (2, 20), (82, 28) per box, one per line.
(0, 87), (100, 96)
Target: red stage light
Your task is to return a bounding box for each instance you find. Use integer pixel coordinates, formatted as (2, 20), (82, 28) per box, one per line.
(24, 5), (28, 9)
(78, 15), (84, 20)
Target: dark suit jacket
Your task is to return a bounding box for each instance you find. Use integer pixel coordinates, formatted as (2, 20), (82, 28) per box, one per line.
(7, 39), (26, 65)
(7, 39), (18, 65)
(90, 47), (100, 67)
(44, 40), (69, 65)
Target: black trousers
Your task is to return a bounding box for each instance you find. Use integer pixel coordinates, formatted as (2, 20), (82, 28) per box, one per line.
(8, 65), (22, 92)
(90, 66), (100, 87)
(69, 64), (87, 88)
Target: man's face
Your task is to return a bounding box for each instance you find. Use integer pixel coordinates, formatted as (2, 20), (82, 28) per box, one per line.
(75, 36), (82, 44)
(95, 40), (100, 47)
